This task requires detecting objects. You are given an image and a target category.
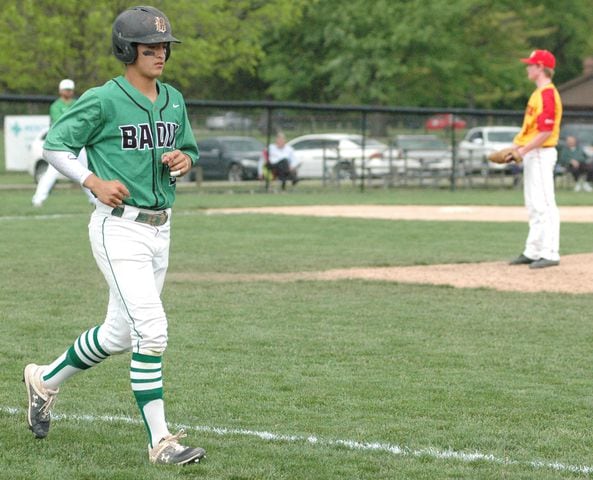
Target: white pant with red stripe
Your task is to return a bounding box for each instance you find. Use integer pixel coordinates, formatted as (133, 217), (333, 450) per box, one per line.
(522, 147), (560, 261)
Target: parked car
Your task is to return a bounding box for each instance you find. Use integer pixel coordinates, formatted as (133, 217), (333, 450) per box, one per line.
(26, 127), (69, 183)
(558, 123), (593, 157)
(425, 113), (467, 131)
(386, 134), (452, 173)
(457, 126), (521, 172)
(192, 136), (263, 182)
(287, 133), (388, 179)
(205, 111), (252, 130)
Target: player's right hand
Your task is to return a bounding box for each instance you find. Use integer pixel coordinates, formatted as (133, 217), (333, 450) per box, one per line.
(84, 175), (130, 207)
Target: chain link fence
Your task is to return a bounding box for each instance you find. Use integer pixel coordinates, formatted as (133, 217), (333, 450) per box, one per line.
(2, 94), (592, 190)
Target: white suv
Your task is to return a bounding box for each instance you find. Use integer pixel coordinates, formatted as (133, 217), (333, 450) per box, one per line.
(457, 126), (521, 173)
(287, 133), (388, 179)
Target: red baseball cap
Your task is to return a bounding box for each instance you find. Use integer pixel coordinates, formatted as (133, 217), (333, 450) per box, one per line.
(520, 50), (556, 69)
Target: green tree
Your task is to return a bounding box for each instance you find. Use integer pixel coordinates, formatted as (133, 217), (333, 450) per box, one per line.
(260, 0), (593, 108)
(0, 0), (121, 93)
(0, 0), (307, 98)
(163, 0), (310, 98)
(2, 0), (591, 107)
(507, 0), (593, 85)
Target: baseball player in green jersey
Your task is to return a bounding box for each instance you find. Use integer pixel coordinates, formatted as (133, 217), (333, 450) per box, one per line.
(32, 79), (96, 207)
(50, 79), (76, 122)
(50, 79), (76, 123)
(23, 6), (205, 466)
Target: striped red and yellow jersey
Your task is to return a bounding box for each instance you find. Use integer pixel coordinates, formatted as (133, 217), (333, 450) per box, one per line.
(513, 83), (562, 147)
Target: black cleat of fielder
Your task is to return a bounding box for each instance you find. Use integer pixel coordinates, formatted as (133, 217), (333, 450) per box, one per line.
(509, 254), (537, 265)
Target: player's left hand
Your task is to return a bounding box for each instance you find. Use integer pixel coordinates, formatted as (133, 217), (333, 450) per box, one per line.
(162, 150), (192, 177)
(487, 147), (523, 165)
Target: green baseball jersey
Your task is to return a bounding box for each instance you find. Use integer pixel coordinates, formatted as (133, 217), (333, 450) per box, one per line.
(44, 75), (199, 210)
(49, 98), (75, 124)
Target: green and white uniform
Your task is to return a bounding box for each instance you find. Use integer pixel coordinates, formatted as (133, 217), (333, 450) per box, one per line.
(41, 76), (199, 448)
(27, 6), (206, 462)
(45, 75), (198, 209)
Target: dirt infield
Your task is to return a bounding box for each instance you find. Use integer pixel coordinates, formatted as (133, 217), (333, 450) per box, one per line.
(188, 205), (593, 294)
(209, 204), (593, 223)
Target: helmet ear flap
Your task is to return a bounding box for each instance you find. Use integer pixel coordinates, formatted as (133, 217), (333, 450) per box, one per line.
(112, 23), (138, 64)
(113, 41), (171, 64)
(113, 41), (137, 64)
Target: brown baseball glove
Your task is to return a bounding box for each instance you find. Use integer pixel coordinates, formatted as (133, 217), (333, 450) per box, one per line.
(487, 148), (523, 164)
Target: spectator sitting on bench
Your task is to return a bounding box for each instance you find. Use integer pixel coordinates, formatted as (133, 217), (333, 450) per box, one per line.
(259, 132), (299, 190)
(558, 135), (593, 192)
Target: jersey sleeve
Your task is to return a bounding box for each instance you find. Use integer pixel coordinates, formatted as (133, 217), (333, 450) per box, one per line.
(176, 101), (199, 166)
(537, 88), (557, 132)
(44, 90), (103, 156)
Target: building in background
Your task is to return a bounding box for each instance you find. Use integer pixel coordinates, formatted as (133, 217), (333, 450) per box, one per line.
(558, 57), (593, 110)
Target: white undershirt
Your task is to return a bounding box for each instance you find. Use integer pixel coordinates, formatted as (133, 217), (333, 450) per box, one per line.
(43, 149), (93, 185)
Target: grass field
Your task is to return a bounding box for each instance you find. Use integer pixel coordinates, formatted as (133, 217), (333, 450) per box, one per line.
(2, 185), (593, 479)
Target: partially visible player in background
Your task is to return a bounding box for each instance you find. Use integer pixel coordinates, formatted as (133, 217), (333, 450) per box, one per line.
(31, 79), (96, 207)
(508, 49), (563, 269)
(23, 6), (205, 466)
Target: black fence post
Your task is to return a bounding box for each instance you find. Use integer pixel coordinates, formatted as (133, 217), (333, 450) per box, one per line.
(264, 107), (273, 191)
(449, 117), (457, 192)
(360, 111), (367, 192)
(322, 142), (327, 188)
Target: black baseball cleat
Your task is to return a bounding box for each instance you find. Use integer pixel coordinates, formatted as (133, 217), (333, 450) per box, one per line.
(509, 254), (537, 265)
(529, 258), (560, 269)
(148, 430), (206, 466)
(23, 363), (59, 439)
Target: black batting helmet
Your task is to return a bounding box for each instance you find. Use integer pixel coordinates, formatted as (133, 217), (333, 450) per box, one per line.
(112, 6), (180, 64)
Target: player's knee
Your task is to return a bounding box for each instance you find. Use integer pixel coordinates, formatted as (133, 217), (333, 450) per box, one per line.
(98, 324), (131, 355)
(138, 346), (166, 356)
(137, 332), (168, 354)
(104, 339), (132, 355)
(138, 338), (167, 355)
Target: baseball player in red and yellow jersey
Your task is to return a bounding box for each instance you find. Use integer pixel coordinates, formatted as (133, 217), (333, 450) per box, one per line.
(509, 49), (563, 269)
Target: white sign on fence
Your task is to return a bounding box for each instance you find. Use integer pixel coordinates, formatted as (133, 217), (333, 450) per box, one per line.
(4, 115), (50, 172)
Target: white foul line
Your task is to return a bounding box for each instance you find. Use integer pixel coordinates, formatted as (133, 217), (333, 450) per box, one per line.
(0, 213), (85, 222)
(1, 406), (592, 475)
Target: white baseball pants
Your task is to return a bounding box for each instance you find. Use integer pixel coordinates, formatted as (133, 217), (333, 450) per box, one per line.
(522, 147), (560, 261)
(89, 201), (172, 355)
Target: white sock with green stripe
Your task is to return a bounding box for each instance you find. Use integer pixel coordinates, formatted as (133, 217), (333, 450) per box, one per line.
(131, 352), (169, 448)
(42, 326), (109, 390)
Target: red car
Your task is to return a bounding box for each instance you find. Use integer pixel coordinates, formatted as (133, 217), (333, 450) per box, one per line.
(425, 114), (467, 130)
